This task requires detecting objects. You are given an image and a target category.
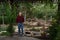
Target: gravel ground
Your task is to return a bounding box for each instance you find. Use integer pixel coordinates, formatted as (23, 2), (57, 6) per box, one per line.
(0, 36), (40, 40)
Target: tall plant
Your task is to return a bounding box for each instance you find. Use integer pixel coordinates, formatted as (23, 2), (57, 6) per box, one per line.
(6, 1), (15, 36)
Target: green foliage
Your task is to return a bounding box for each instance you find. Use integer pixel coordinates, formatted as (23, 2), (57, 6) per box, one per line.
(0, 2), (57, 24)
(55, 25), (60, 40)
(36, 13), (44, 19)
(49, 23), (58, 40)
(55, 1), (60, 40)
(0, 25), (1, 32)
(0, 32), (10, 36)
(31, 3), (57, 19)
(0, 16), (2, 24)
(6, 24), (15, 36)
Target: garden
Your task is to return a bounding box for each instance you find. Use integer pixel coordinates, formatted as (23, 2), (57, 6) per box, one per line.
(0, 0), (60, 40)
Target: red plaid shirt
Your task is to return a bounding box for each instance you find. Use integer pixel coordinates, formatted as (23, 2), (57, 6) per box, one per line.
(16, 15), (24, 23)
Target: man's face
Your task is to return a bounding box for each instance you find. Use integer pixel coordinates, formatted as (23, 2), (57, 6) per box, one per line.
(19, 12), (22, 16)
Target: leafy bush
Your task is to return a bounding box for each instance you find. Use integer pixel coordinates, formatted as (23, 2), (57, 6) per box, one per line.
(49, 23), (58, 40)
(6, 24), (15, 36)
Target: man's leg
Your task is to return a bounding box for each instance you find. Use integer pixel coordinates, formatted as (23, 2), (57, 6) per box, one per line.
(18, 23), (20, 34)
(21, 23), (24, 35)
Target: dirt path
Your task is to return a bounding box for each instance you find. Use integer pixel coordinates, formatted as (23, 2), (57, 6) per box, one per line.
(0, 36), (40, 40)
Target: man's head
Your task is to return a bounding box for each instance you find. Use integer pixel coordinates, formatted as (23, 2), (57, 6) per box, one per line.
(18, 12), (22, 16)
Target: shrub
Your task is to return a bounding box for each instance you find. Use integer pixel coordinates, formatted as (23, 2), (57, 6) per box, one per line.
(6, 24), (15, 36)
(49, 23), (58, 40)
